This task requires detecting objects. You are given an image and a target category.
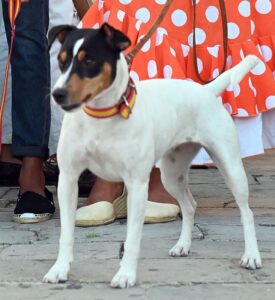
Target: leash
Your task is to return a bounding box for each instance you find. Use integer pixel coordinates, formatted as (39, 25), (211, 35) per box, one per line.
(0, 0), (22, 152)
(192, 0), (228, 83)
(125, 0), (173, 64)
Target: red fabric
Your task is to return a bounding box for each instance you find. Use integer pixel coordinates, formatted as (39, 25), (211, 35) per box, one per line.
(81, 0), (275, 117)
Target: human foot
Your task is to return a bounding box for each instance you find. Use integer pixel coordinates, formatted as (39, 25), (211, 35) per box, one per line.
(85, 178), (124, 205)
(148, 167), (179, 205)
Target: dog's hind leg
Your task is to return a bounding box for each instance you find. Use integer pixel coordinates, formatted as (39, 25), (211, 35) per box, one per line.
(111, 178), (149, 288)
(160, 143), (201, 257)
(43, 169), (81, 283)
(205, 141), (262, 270)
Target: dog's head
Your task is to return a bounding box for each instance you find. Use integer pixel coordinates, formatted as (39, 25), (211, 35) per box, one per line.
(48, 23), (131, 111)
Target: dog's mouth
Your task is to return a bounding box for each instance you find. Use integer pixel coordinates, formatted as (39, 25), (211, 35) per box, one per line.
(60, 93), (93, 111)
(82, 93), (92, 103)
(61, 103), (81, 111)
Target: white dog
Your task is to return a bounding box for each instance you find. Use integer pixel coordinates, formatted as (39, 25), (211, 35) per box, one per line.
(44, 23), (262, 288)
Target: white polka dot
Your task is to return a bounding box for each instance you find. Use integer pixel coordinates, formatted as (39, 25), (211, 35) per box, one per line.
(237, 108), (249, 116)
(155, 0), (166, 4)
(135, 8), (151, 23)
(171, 9), (187, 27)
(213, 68), (219, 78)
(255, 0), (272, 14)
(119, 0), (133, 4)
(135, 20), (142, 31)
(148, 60), (157, 78)
(205, 6), (219, 23)
(240, 49), (245, 60)
(130, 70), (139, 81)
(251, 60), (266, 75)
(163, 65), (173, 78)
(227, 55), (232, 68)
(181, 44), (190, 57)
(188, 28), (206, 46)
(273, 71), (275, 78)
(207, 45), (219, 57)
(139, 36), (151, 52)
(256, 44), (262, 54)
(98, 0), (104, 10)
(265, 96), (275, 108)
(197, 58), (203, 73)
(238, 1), (251, 17)
(103, 11), (110, 22)
(228, 22), (240, 39)
(117, 10), (125, 22)
(250, 20), (255, 35)
(155, 27), (168, 46)
(224, 103), (233, 114)
(92, 23), (100, 29)
(233, 84), (241, 97)
(260, 45), (272, 62)
(248, 78), (257, 97)
(170, 47), (176, 57)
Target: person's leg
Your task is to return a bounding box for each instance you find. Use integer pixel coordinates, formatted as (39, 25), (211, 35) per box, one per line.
(76, 167), (179, 227)
(2, 0), (54, 223)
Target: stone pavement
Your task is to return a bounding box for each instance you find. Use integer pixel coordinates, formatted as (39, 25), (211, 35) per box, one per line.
(0, 150), (275, 300)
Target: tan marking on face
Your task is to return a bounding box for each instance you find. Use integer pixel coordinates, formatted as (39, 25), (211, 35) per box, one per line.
(77, 50), (86, 61)
(67, 62), (112, 105)
(59, 51), (67, 64)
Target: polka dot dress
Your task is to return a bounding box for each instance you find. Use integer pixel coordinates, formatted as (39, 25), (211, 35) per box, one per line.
(81, 0), (275, 117)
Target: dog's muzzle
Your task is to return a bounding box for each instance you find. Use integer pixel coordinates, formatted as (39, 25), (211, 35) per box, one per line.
(52, 88), (68, 105)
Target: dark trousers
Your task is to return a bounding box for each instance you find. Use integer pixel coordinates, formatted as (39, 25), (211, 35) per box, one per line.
(2, 0), (50, 158)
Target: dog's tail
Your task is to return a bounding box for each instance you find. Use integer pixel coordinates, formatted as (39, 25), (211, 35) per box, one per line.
(205, 55), (260, 96)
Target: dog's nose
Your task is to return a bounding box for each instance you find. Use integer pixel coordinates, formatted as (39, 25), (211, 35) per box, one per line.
(52, 88), (68, 104)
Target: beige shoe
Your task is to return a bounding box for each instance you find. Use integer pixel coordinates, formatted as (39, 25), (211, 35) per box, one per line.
(75, 189), (127, 227)
(144, 201), (180, 223)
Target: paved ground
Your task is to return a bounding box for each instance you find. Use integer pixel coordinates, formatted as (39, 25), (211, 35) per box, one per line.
(0, 150), (275, 299)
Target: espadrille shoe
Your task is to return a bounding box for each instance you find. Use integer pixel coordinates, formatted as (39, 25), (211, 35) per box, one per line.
(75, 188), (127, 227)
(144, 201), (180, 223)
(13, 188), (55, 224)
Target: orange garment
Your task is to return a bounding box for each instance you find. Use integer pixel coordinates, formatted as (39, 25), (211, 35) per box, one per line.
(81, 0), (275, 117)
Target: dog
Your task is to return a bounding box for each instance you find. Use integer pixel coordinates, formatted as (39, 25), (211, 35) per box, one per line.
(44, 23), (262, 288)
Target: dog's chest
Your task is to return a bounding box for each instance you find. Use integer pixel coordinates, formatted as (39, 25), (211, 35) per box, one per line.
(81, 124), (140, 180)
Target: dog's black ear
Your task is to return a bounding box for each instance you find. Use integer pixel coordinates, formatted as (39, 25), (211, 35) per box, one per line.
(100, 23), (131, 51)
(48, 25), (77, 51)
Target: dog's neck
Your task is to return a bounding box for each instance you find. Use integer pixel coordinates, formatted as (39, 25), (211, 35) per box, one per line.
(85, 53), (130, 109)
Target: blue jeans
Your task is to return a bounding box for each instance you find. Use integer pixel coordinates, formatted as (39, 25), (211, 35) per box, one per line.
(2, 0), (50, 158)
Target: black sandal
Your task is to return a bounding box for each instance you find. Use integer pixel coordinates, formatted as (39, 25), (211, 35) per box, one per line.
(13, 188), (55, 224)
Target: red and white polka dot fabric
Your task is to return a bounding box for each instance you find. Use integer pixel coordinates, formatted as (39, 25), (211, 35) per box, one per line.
(81, 0), (275, 117)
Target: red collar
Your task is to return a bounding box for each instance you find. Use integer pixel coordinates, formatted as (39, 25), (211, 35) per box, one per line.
(83, 78), (137, 119)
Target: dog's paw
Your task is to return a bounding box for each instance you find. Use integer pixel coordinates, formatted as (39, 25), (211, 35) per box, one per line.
(240, 251), (262, 270)
(169, 243), (190, 257)
(43, 264), (69, 284)
(110, 269), (136, 288)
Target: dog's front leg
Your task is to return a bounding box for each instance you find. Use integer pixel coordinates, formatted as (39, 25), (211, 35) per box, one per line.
(43, 171), (79, 283)
(111, 179), (148, 288)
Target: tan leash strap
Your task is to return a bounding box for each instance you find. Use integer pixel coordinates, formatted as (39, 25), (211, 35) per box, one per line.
(126, 0), (173, 64)
(192, 0), (228, 83)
